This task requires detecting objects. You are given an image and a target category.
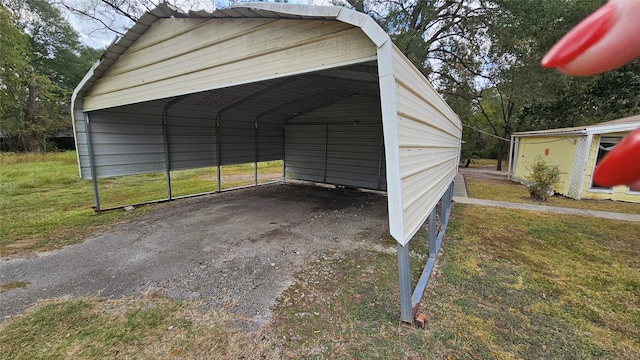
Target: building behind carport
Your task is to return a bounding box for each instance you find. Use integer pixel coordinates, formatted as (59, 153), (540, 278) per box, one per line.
(72, 3), (462, 322)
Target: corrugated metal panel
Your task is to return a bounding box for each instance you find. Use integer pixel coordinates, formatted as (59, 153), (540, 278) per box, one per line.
(391, 45), (461, 243)
(165, 101), (217, 171)
(285, 96), (385, 190)
(82, 18), (377, 111)
(82, 101), (167, 179)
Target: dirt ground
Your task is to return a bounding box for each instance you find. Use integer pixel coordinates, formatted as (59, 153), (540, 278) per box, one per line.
(458, 166), (512, 185)
(0, 182), (392, 330)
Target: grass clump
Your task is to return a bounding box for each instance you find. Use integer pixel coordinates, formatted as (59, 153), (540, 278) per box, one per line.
(0, 297), (275, 359)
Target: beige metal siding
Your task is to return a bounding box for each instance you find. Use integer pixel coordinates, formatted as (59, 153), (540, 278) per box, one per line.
(392, 45), (461, 241)
(83, 18), (377, 111)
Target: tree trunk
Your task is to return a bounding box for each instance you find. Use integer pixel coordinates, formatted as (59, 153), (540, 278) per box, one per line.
(496, 141), (504, 171)
(23, 73), (43, 152)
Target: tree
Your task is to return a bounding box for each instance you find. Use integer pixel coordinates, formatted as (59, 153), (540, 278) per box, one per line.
(56, 0), (215, 39)
(0, 0), (101, 151)
(438, 0), (611, 170)
(0, 6), (31, 148)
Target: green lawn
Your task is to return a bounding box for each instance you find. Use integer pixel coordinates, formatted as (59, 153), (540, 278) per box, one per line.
(0, 151), (281, 257)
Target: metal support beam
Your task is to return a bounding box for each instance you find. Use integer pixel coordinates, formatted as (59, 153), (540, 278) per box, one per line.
(323, 124), (329, 183)
(254, 121), (258, 186)
(377, 135), (384, 190)
(428, 208), (437, 258)
(161, 96), (188, 200)
(397, 242), (413, 323)
(215, 116), (221, 192)
(84, 112), (100, 212)
(402, 179), (456, 322)
(282, 127), (286, 179)
(441, 182), (453, 229)
(440, 191), (448, 231)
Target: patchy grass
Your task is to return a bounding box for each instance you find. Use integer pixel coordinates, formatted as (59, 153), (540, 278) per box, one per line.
(3, 204), (637, 358)
(417, 205), (640, 359)
(465, 178), (640, 214)
(270, 231), (435, 358)
(0, 296), (275, 360)
(0, 152), (282, 257)
(0, 151), (150, 257)
(270, 205), (640, 359)
(2, 153), (638, 358)
(0, 281), (29, 294)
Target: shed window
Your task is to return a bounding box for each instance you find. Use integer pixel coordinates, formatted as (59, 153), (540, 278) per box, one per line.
(591, 136), (622, 189)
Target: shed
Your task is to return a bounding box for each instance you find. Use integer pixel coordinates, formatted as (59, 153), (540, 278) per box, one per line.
(508, 115), (640, 203)
(72, 2), (462, 321)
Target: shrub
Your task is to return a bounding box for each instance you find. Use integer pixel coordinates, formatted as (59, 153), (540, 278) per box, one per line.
(525, 156), (562, 201)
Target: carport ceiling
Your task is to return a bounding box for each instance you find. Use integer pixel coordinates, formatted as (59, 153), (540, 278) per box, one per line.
(175, 62), (380, 127)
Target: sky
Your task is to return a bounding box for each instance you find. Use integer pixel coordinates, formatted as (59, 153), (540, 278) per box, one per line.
(63, 0), (333, 49)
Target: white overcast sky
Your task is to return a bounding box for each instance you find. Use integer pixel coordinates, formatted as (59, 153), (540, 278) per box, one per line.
(63, 0), (334, 49)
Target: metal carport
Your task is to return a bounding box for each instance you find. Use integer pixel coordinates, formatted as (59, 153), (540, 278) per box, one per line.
(72, 2), (462, 322)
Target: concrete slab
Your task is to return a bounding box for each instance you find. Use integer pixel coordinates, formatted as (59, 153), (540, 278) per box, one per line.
(453, 196), (640, 222)
(454, 172), (468, 198)
(0, 183), (391, 329)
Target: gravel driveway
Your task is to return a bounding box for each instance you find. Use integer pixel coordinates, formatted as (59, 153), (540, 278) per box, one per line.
(0, 183), (390, 329)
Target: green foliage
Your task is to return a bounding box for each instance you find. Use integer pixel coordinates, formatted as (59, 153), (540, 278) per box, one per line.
(350, 0), (633, 170)
(0, 0), (100, 152)
(525, 156), (562, 201)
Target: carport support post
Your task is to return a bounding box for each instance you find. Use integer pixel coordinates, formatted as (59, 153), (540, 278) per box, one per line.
(215, 116), (221, 192)
(254, 121), (258, 186)
(440, 182), (452, 229)
(440, 189), (448, 230)
(397, 242), (413, 323)
(429, 209), (437, 258)
(84, 113), (100, 212)
(162, 106), (172, 200)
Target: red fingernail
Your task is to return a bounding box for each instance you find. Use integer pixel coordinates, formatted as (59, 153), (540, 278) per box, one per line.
(593, 127), (640, 187)
(541, 2), (616, 68)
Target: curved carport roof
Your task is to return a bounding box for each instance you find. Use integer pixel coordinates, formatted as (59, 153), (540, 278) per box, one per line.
(72, 3), (461, 281)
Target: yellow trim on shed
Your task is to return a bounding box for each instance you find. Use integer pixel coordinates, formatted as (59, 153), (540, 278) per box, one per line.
(581, 133), (639, 202)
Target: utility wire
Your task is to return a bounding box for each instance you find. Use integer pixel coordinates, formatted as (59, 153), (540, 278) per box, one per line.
(462, 123), (510, 142)
(462, 122), (581, 145)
